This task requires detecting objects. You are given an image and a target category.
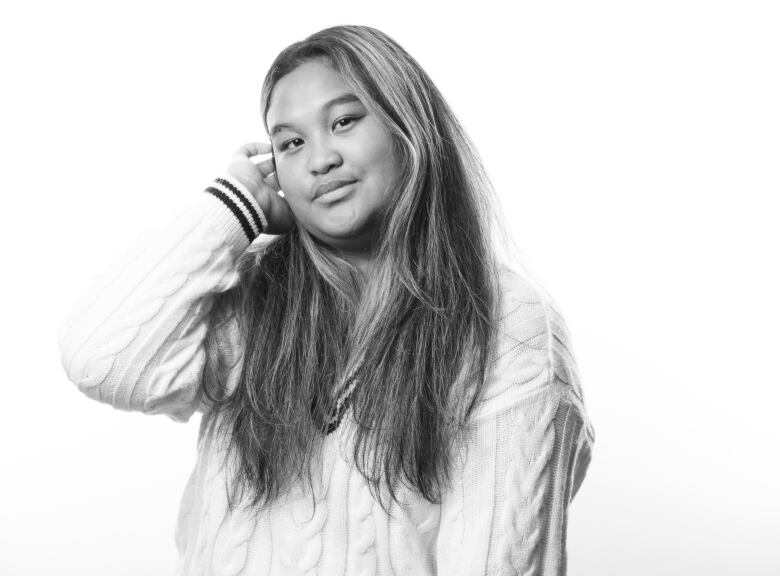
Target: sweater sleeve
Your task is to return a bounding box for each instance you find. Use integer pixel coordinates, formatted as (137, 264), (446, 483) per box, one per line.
(436, 281), (595, 575)
(57, 176), (266, 423)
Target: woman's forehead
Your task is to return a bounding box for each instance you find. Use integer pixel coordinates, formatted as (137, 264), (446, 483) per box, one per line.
(266, 61), (361, 129)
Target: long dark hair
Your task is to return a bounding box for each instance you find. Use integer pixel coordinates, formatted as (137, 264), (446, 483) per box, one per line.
(202, 25), (504, 516)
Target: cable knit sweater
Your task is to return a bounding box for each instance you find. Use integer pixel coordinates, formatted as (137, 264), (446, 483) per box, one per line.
(57, 176), (595, 576)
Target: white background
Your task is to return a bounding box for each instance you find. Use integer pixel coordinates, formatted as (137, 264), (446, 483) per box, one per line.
(1, 1), (778, 574)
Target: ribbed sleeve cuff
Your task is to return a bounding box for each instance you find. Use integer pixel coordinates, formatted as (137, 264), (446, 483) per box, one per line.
(203, 175), (268, 243)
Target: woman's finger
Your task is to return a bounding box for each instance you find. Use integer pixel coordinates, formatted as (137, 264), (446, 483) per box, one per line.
(263, 173), (280, 192)
(264, 186), (295, 234)
(254, 157), (276, 178)
(232, 142), (272, 159)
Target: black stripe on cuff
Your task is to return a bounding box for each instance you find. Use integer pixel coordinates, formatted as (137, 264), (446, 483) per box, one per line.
(214, 178), (265, 234)
(204, 187), (256, 243)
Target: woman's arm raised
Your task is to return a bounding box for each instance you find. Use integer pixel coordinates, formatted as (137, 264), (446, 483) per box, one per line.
(57, 143), (292, 422)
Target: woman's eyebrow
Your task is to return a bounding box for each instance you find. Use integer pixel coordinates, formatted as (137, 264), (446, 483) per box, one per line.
(323, 93), (361, 109)
(270, 93), (362, 136)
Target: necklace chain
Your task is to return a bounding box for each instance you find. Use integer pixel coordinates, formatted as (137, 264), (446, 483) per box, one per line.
(323, 366), (361, 433)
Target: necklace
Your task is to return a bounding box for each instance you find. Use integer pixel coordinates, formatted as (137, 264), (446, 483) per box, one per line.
(322, 366), (361, 435)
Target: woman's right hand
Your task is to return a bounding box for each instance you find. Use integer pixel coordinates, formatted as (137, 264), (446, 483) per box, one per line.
(226, 142), (295, 235)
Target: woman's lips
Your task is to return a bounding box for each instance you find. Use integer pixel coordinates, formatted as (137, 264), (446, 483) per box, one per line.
(313, 179), (358, 199)
(313, 180), (357, 203)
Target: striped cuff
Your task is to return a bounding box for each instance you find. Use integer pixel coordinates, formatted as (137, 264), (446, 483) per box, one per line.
(203, 175), (268, 243)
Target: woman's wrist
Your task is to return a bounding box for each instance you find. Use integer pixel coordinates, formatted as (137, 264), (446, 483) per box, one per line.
(204, 175), (268, 243)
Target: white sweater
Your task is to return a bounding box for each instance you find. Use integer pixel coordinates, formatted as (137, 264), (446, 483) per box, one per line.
(57, 178), (595, 576)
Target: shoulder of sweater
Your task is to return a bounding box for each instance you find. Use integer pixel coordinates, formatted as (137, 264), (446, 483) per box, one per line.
(473, 264), (587, 421)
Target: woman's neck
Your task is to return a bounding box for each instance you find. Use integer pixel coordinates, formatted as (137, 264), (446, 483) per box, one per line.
(342, 250), (375, 279)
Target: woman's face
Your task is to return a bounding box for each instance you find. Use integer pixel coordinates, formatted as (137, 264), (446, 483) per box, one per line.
(266, 60), (401, 254)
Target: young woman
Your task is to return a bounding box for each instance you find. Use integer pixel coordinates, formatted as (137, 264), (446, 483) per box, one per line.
(58, 25), (594, 576)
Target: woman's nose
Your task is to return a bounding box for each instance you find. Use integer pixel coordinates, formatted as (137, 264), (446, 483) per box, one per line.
(307, 138), (343, 175)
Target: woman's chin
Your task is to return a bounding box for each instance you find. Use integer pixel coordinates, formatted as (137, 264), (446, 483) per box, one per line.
(313, 213), (369, 239)
(307, 221), (376, 250)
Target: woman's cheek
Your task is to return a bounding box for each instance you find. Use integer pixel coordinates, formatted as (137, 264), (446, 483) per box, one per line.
(275, 163), (293, 198)
(278, 158), (306, 196)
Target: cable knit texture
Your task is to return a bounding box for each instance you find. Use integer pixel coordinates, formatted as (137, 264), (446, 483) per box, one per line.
(58, 186), (595, 576)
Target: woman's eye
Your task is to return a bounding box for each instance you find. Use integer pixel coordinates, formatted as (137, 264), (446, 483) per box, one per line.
(334, 116), (359, 130)
(281, 138), (303, 151)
